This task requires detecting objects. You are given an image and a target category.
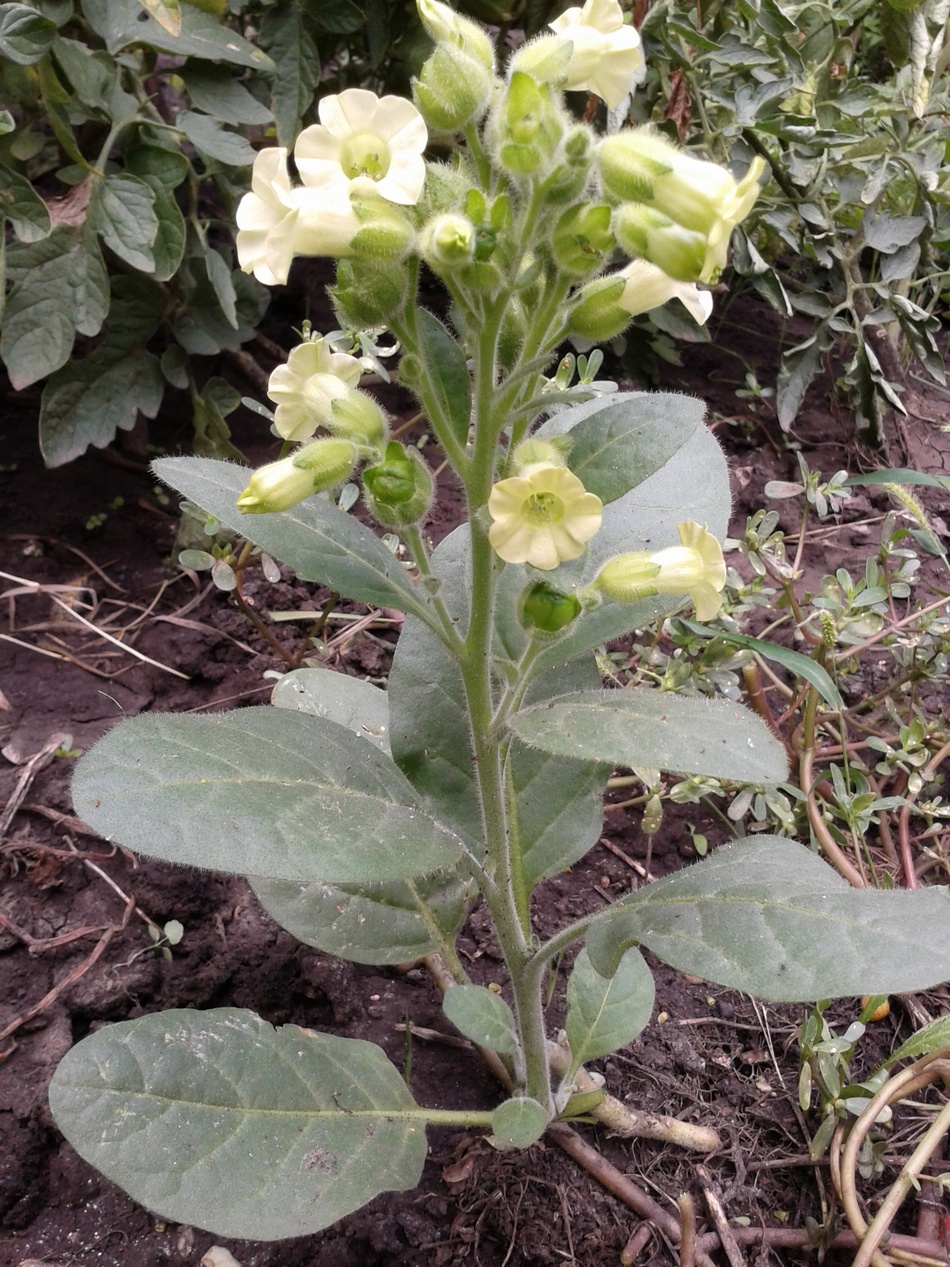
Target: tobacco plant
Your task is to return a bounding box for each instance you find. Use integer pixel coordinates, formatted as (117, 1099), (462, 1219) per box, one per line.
(49, 0), (950, 1241)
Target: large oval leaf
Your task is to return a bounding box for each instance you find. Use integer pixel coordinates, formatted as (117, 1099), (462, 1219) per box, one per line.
(565, 946), (654, 1076)
(49, 1009), (428, 1239)
(508, 689), (788, 783)
(72, 708), (462, 884)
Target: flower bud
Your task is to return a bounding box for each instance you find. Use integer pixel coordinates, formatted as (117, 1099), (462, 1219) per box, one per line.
(614, 204), (708, 283)
(421, 212), (477, 268)
(363, 441), (434, 528)
(566, 275), (630, 342)
(496, 72), (561, 176)
(552, 203), (615, 275)
(417, 0), (495, 69)
(511, 437), (570, 472)
(351, 197), (416, 259)
(328, 390), (388, 447)
(508, 34), (573, 84)
(590, 521), (727, 620)
(520, 581), (582, 634)
(331, 257), (409, 327)
(413, 45), (493, 131)
(236, 439), (358, 515)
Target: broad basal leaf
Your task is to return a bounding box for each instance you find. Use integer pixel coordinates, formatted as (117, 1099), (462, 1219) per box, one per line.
(153, 456), (432, 619)
(509, 688), (788, 784)
(49, 1009), (429, 1239)
(585, 836), (950, 1002)
(272, 665), (390, 753)
(72, 708), (462, 884)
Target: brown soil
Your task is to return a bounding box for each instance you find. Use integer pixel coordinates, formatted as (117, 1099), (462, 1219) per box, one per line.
(1, 293), (949, 1267)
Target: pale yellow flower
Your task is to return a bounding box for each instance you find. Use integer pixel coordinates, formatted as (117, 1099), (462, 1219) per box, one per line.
(617, 259), (713, 325)
(236, 148), (359, 285)
(237, 440), (358, 515)
(593, 521), (727, 620)
(267, 339), (364, 442)
(548, 0), (645, 109)
(295, 90), (428, 207)
(488, 463), (603, 570)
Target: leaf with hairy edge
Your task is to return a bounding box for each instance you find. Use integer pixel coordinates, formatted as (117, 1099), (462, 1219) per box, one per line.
(491, 1097), (549, 1148)
(253, 870), (470, 965)
(565, 947), (654, 1077)
(585, 836), (950, 1002)
(153, 456), (431, 619)
(509, 689), (788, 784)
(48, 1009), (429, 1240)
(538, 392), (705, 505)
(676, 618), (842, 710)
(443, 985), (516, 1053)
(72, 708), (462, 884)
(256, 666), (471, 964)
(414, 310), (471, 446)
(0, 162), (51, 242)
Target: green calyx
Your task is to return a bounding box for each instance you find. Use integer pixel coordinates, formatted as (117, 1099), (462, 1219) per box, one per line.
(520, 581), (582, 634)
(363, 441), (434, 528)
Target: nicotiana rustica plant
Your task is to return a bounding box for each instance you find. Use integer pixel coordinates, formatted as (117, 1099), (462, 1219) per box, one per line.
(50, 0), (950, 1242)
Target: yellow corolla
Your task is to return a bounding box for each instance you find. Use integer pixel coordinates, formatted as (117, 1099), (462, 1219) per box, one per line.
(488, 463), (603, 570)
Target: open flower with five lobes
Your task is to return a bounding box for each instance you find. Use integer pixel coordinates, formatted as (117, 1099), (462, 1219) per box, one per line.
(266, 339), (365, 443)
(236, 148), (359, 285)
(488, 463), (603, 571)
(294, 89), (428, 207)
(591, 521), (727, 620)
(617, 259), (713, 325)
(548, 0), (645, 109)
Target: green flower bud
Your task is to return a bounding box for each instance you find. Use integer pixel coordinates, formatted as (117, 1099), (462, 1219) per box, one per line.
(363, 441), (434, 528)
(331, 257), (409, 328)
(508, 34), (573, 84)
(413, 45), (493, 131)
(552, 203), (615, 276)
(237, 439), (358, 515)
(511, 436), (570, 472)
(328, 390), (388, 447)
(496, 72), (561, 176)
(520, 581), (582, 634)
(566, 275), (631, 342)
(417, 0), (495, 69)
(422, 212), (477, 267)
(350, 198), (416, 260)
(614, 204), (708, 283)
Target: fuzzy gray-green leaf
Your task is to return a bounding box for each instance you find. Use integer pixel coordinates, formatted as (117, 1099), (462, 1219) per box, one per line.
(443, 985), (517, 1053)
(48, 1009), (428, 1240)
(565, 947), (654, 1075)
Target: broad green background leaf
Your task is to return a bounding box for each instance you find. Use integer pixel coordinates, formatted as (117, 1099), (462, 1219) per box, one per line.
(0, 162), (52, 241)
(539, 392), (705, 505)
(509, 689), (788, 783)
(83, 0), (274, 69)
(491, 1097), (549, 1148)
(443, 985), (516, 1053)
(181, 61), (273, 124)
(40, 349), (164, 466)
(153, 457), (432, 619)
(260, 3), (320, 146)
(0, 2), (56, 63)
(676, 618), (843, 710)
(178, 110), (255, 166)
(90, 173), (158, 271)
(49, 1009), (428, 1239)
(565, 947), (654, 1075)
(309, 0), (365, 34)
(586, 836), (950, 1002)
(72, 707), (462, 884)
(127, 147), (187, 282)
(137, 0), (180, 36)
(173, 269), (268, 355)
(0, 229), (108, 387)
(256, 666), (471, 964)
(414, 310), (472, 446)
(203, 248), (238, 327)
